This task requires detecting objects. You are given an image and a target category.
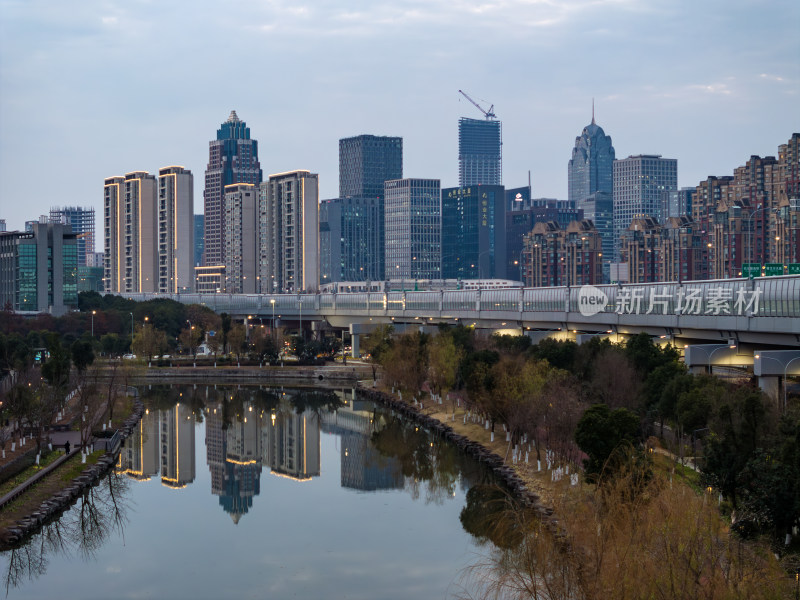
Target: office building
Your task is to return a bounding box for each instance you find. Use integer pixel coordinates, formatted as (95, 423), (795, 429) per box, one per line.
(612, 155), (678, 258)
(441, 185), (506, 279)
(49, 206), (95, 267)
(260, 171), (319, 292)
(319, 196), (383, 284)
(0, 220), (6, 232)
(158, 166), (194, 293)
(203, 111), (262, 266)
(568, 112), (615, 206)
(458, 118), (502, 186)
(661, 187), (693, 220)
(194, 215), (204, 267)
(223, 183), (259, 294)
(104, 171), (158, 293)
(384, 178), (441, 280)
(580, 191), (613, 281)
(0, 222), (77, 315)
(339, 135), (402, 199)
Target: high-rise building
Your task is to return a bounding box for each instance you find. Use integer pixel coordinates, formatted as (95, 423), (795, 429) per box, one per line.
(319, 197), (383, 285)
(0, 220), (6, 232)
(520, 220), (603, 287)
(458, 118), (502, 187)
(441, 185), (506, 279)
(49, 206), (95, 267)
(158, 167), (194, 293)
(194, 215), (204, 267)
(259, 171), (319, 292)
(568, 113), (615, 278)
(612, 155), (678, 258)
(104, 171), (158, 293)
(568, 113), (615, 206)
(580, 191), (613, 281)
(203, 111), (262, 266)
(223, 183), (259, 294)
(661, 187), (693, 221)
(384, 178), (441, 280)
(0, 222), (77, 315)
(339, 135), (403, 199)
(333, 135), (403, 282)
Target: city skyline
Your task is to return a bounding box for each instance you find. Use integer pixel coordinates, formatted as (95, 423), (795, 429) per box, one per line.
(1, 0), (797, 231)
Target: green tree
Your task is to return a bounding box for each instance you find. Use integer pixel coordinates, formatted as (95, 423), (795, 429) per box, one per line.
(179, 325), (203, 360)
(361, 324), (394, 380)
(427, 332), (462, 407)
(703, 385), (770, 510)
(70, 339), (95, 375)
(41, 334), (71, 392)
(227, 323), (247, 363)
(220, 313), (232, 353)
(575, 403), (641, 481)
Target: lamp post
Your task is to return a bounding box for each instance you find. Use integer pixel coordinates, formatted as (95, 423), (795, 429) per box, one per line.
(706, 342), (736, 375)
(270, 299), (276, 342)
(91, 310), (96, 338)
(745, 206), (776, 268)
(784, 356), (800, 414)
(129, 312), (134, 341)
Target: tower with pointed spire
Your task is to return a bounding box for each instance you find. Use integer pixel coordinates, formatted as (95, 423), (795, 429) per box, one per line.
(568, 104), (615, 205)
(568, 105), (616, 281)
(203, 111), (262, 266)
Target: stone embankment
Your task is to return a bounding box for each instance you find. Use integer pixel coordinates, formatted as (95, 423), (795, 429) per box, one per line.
(132, 364), (369, 383)
(356, 387), (555, 521)
(0, 398), (146, 549)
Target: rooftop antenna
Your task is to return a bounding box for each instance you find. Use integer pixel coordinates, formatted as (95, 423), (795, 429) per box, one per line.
(458, 90), (497, 120)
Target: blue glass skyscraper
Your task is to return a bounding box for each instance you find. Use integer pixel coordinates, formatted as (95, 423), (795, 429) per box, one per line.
(458, 118), (502, 187)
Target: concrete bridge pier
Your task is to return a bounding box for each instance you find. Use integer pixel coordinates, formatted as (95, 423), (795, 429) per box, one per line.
(683, 343), (744, 375)
(753, 350), (800, 409)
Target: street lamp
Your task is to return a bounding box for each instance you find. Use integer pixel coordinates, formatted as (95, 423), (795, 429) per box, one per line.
(706, 341), (737, 375)
(270, 299), (276, 342)
(784, 356), (800, 414)
(91, 310), (96, 338)
(745, 206), (777, 267)
(129, 312), (134, 341)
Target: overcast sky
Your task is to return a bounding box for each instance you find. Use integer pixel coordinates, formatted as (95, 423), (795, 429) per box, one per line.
(1, 0), (798, 237)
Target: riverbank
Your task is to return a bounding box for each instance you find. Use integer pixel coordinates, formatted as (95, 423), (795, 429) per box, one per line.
(0, 397), (145, 549)
(356, 386), (568, 516)
(109, 362), (372, 383)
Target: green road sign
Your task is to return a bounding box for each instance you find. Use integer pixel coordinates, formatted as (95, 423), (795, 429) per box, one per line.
(789, 263), (800, 275)
(742, 263), (761, 278)
(764, 263), (784, 277)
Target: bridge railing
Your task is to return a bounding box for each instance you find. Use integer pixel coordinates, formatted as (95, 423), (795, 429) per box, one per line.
(114, 274), (800, 319)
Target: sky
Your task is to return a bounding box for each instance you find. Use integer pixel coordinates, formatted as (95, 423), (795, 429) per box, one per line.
(0, 0), (798, 237)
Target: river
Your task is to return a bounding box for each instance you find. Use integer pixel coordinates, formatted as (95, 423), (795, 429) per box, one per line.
(0, 384), (505, 599)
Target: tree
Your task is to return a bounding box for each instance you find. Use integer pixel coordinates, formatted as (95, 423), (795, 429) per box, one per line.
(589, 347), (640, 411)
(361, 324), (394, 381)
(179, 325), (203, 360)
(427, 332), (461, 409)
(249, 326), (279, 364)
(41, 334), (71, 394)
(703, 385), (770, 511)
(220, 312), (232, 354)
(227, 323), (247, 364)
(379, 330), (428, 398)
(70, 339), (95, 375)
(131, 323), (167, 362)
(575, 403), (641, 480)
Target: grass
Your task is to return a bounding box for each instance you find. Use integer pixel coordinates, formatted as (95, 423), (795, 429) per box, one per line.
(651, 451), (703, 492)
(0, 450), (105, 532)
(59, 451), (102, 482)
(0, 451), (62, 497)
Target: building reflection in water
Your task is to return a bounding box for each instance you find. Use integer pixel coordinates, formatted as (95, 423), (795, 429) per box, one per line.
(119, 386), (408, 522)
(118, 409), (158, 481)
(321, 393), (403, 492)
(160, 403), (196, 489)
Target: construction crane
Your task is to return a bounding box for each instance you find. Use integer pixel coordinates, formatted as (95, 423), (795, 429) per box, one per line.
(458, 89), (497, 120)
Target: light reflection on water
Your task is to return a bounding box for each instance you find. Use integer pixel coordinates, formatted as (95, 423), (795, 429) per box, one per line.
(1, 384), (502, 599)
